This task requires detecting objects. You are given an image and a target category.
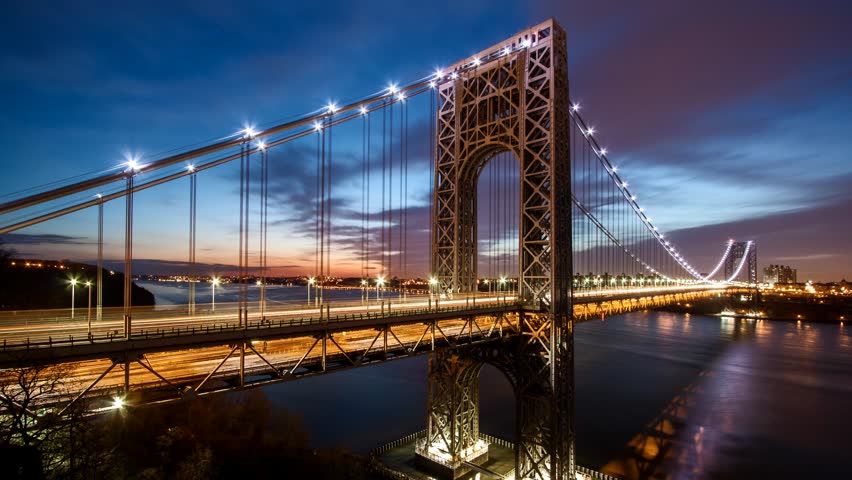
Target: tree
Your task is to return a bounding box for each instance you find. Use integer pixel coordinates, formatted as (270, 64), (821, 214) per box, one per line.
(0, 362), (82, 478)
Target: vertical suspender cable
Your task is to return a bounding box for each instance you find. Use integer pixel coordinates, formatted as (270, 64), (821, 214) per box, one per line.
(326, 114), (333, 292)
(238, 143), (245, 325)
(429, 88), (435, 278)
(403, 99), (409, 294)
(381, 103), (387, 280)
(315, 130), (321, 305)
(388, 100), (394, 283)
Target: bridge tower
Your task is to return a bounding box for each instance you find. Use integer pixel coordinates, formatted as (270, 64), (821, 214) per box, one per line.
(724, 241), (758, 283)
(424, 19), (574, 479)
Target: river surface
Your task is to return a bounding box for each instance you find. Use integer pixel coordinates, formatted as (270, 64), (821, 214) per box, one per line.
(139, 281), (852, 479)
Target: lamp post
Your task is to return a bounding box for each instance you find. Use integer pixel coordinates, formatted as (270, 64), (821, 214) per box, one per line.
(308, 277), (315, 306)
(429, 277), (438, 297)
(85, 281), (92, 335)
(361, 279), (368, 303)
(256, 280), (264, 318)
(376, 276), (385, 301)
(211, 277), (220, 312)
(69, 278), (77, 319)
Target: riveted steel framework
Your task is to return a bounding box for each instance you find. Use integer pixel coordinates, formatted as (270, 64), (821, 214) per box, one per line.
(428, 19), (575, 479)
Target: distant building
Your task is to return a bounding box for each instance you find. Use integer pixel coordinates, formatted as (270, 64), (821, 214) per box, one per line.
(763, 264), (797, 284)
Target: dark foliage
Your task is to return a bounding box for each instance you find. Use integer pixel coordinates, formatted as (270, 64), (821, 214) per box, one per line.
(0, 260), (154, 310)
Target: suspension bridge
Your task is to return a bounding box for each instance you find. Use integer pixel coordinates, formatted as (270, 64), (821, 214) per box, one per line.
(0, 19), (756, 480)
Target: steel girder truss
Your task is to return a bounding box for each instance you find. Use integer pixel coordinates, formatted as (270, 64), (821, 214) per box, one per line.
(0, 312), (518, 416)
(429, 19), (575, 479)
(572, 290), (724, 322)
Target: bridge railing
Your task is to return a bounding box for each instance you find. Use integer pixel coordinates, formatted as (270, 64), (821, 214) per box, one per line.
(0, 298), (519, 352)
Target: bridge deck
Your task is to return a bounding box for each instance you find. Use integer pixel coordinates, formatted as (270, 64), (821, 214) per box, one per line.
(0, 286), (728, 412)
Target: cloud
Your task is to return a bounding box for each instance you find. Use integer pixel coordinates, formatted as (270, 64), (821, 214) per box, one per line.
(1, 233), (92, 246)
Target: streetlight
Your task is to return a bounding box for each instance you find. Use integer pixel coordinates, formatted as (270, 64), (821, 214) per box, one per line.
(429, 277), (438, 297)
(361, 279), (368, 302)
(376, 276), (386, 301)
(256, 280), (264, 318)
(69, 278), (77, 319)
(308, 277), (315, 305)
(211, 277), (220, 312)
(499, 276), (507, 294)
(85, 281), (93, 336)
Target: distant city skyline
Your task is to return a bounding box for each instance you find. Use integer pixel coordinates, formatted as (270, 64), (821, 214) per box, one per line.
(1, 1), (851, 281)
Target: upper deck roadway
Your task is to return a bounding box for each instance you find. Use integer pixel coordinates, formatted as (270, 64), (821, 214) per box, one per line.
(0, 285), (728, 411)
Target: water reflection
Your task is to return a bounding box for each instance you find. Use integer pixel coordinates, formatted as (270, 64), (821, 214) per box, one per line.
(589, 315), (852, 479)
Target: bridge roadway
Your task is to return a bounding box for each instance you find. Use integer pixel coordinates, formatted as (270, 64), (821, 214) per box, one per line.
(0, 285), (727, 412)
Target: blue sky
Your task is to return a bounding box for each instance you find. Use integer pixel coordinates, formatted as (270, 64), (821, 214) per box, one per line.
(1, 0), (851, 281)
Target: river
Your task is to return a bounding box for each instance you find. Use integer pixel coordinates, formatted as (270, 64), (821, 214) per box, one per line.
(138, 281), (852, 478)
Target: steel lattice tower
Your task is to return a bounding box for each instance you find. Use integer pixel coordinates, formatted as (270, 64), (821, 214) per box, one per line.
(425, 19), (575, 479)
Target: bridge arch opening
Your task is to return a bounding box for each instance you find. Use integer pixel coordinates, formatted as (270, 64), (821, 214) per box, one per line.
(478, 362), (516, 442)
(471, 147), (520, 297)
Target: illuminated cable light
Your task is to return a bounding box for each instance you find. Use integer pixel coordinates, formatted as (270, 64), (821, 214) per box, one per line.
(611, 165), (617, 172)
(434, 68), (443, 79)
(326, 102), (339, 114)
(585, 126), (596, 137)
(429, 80), (437, 88)
(314, 121), (323, 132)
(396, 92), (406, 101)
(450, 71), (459, 80)
(502, 46), (511, 55)
(387, 83), (399, 95)
(256, 140), (266, 151)
(472, 57), (481, 67)
(125, 156), (141, 172)
(243, 126), (257, 139)
(621, 182), (629, 188)
(570, 103), (581, 112)
(600, 148), (608, 156)
(630, 195), (636, 200)
(521, 38), (532, 48)
(186, 164), (195, 172)
(360, 105), (369, 115)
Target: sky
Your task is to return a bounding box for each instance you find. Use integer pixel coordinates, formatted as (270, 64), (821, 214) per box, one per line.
(1, 0), (851, 281)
